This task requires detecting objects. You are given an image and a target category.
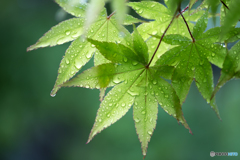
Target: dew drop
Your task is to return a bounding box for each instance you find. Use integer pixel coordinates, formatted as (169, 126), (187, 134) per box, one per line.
(132, 61), (138, 66)
(98, 118), (102, 122)
(135, 118), (140, 123)
(50, 93), (56, 97)
(113, 76), (121, 84)
(149, 118), (153, 123)
(65, 31), (71, 35)
(141, 110), (146, 114)
(65, 58), (70, 64)
(75, 60), (82, 69)
(147, 131), (152, 135)
(152, 30), (157, 35)
(107, 114), (110, 118)
(123, 57), (128, 62)
(86, 52), (92, 58)
(153, 80), (157, 85)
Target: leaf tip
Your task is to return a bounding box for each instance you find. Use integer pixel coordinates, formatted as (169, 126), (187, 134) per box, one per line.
(50, 87), (59, 97)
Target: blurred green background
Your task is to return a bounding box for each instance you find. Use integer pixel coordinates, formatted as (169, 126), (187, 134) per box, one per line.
(0, 0), (239, 160)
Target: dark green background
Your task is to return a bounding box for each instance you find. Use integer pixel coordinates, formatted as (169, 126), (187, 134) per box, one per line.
(0, 0), (239, 160)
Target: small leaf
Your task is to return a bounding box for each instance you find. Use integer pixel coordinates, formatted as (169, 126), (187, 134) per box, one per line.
(27, 18), (84, 51)
(212, 41), (240, 100)
(193, 11), (208, 38)
(62, 62), (144, 89)
(55, 0), (87, 17)
(88, 39), (146, 65)
(221, 0), (240, 35)
(123, 15), (145, 25)
(133, 70), (158, 156)
(149, 68), (191, 132)
(133, 25), (149, 64)
(154, 13), (227, 117)
(87, 69), (144, 143)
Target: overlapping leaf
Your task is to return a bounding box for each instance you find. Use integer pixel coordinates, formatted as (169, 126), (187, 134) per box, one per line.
(27, 1), (142, 96)
(61, 27), (191, 156)
(153, 12), (226, 118)
(128, 1), (204, 66)
(211, 41), (240, 99)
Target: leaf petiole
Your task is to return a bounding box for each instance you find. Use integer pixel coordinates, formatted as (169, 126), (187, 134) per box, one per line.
(146, 9), (178, 68)
(179, 10), (195, 42)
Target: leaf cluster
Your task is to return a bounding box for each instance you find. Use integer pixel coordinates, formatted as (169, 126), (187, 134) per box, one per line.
(27, 0), (240, 157)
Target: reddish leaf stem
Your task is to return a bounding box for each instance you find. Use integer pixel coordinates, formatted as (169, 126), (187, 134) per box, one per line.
(179, 10), (195, 42)
(176, 5), (189, 18)
(146, 13), (177, 68)
(107, 11), (116, 19)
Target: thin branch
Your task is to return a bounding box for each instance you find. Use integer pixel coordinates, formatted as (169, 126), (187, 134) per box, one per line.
(107, 11), (116, 19)
(220, 0), (229, 10)
(179, 10), (195, 42)
(146, 12), (177, 68)
(176, 5), (189, 18)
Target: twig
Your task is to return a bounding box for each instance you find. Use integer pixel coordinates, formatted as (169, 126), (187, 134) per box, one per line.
(146, 11), (178, 68)
(176, 5), (189, 18)
(220, 0), (229, 10)
(179, 10), (195, 42)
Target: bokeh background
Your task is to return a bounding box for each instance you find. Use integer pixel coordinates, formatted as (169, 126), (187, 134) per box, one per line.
(0, 0), (239, 160)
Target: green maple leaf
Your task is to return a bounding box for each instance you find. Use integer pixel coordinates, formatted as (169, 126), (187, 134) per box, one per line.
(211, 41), (240, 99)
(61, 26), (191, 157)
(153, 12), (226, 119)
(128, 1), (204, 66)
(27, 0), (142, 96)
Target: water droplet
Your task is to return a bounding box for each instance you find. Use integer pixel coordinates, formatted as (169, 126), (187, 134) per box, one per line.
(86, 52), (92, 58)
(149, 118), (153, 123)
(50, 93), (56, 97)
(141, 110), (146, 114)
(153, 80), (157, 85)
(65, 58), (70, 64)
(138, 9), (143, 13)
(165, 94), (169, 98)
(212, 53), (215, 56)
(127, 90), (139, 96)
(135, 118), (140, 123)
(113, 76), (121, 84)
(65, 31), (71, 35)
(123, 57), (128, 62)
(147, 131), (152, 135)
(107, 114), (110, 117)
(109, 103), (113, 106)
(75, 60), (82, 69)
(98, 118), (102, 122)
(152, 30), (157, 35)
(132, 61), (138, 66)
